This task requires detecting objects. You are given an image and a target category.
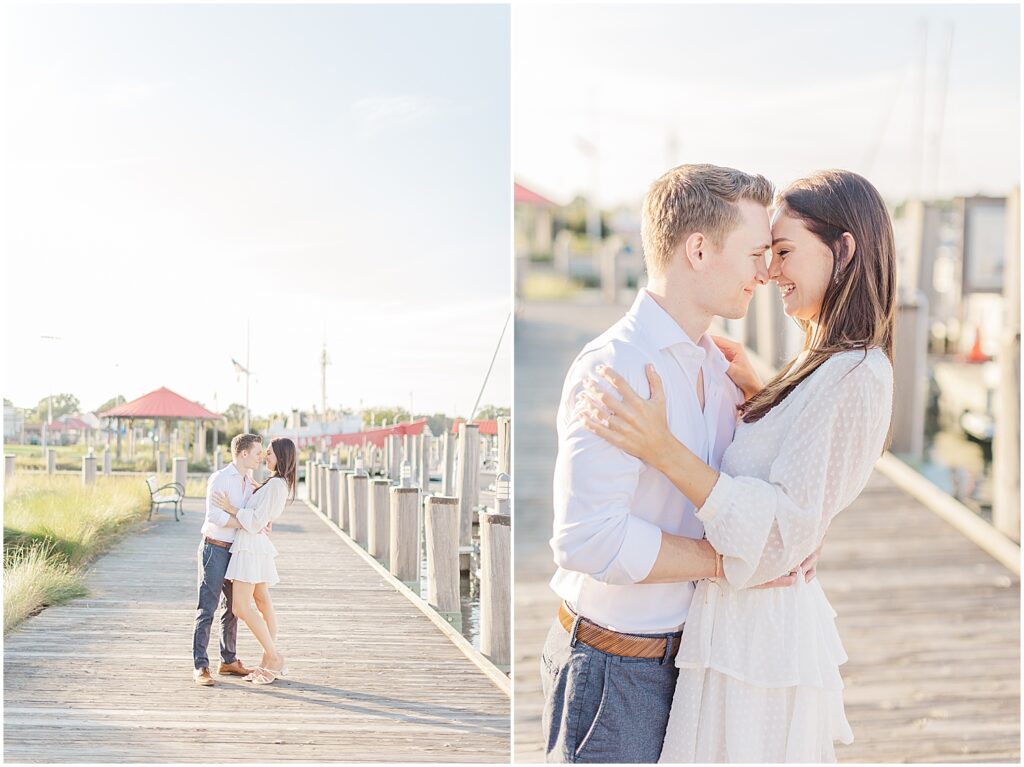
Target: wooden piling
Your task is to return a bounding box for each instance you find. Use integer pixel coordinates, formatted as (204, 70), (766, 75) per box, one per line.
(497, 416), (511, 476)
(479, 511), (511, 668)
(389, 487), (421, 589)
(442, 431), (454, 496)
(891, 293), (928, 458)
(47, 449), (56, 475)
(4, 454), (14, 477)
(318, 462), (328, 514)
(387, 434), (401, 481)
(425, 495), (461, 630)
(102, 446), (112, 476)
(368, 478), (391, 563)
(455, 423), (480, 571)
(82, 453), (97, 486)
(339, 470), (353, 533)
(173, 457), (187, 491)
(418, 434), (430, 491)
(348, 472), (369, 547)
(327, 465), (342, 526)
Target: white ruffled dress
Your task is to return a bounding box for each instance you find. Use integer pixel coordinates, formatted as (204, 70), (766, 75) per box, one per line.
(658, 349), (893, 763)
(225, 476), (288, 587)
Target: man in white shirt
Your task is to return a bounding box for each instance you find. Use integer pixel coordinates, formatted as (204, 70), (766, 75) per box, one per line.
(192, 433), (264, 686)
(541, 164), (777, 762)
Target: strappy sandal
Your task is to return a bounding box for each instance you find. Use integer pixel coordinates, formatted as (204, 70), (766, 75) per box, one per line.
(250, 666), (281, 685)
(243, 667), (266, 682)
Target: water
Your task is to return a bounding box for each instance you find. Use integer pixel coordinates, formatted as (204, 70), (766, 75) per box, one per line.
(417, 551), (482, 650)
(892, 384), (993, 521)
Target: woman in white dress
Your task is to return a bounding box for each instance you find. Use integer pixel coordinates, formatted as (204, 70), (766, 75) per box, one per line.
(578, 170), (896, 762)
(212, 436), (297, 685)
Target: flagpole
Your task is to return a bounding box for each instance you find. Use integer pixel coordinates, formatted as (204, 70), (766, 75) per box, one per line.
(244, 321), (251, 434)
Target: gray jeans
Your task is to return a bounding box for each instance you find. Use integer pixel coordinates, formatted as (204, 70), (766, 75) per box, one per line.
(192, 540), (238, 670)
(540, 616), (681, 763)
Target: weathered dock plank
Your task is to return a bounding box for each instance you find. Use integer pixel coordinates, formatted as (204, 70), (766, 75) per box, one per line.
(513, 299), (1020, 764)
(4, 497), (509, 763)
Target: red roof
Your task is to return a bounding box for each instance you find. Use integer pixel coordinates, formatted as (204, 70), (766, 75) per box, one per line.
(515, 182), (556, 207)
(99, 387), (223, 420)
(450, 418), (498, 436)
(308, 419), (430, 450)
(47, 416), (90, 431)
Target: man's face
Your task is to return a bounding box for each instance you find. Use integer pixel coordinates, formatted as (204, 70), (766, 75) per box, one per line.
(699, 199), (771, 320)
(240, 444), (264, 471)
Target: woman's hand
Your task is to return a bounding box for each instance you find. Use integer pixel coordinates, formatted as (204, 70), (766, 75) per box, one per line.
(711, 335), (763, 401)
(212, 491), (238, 516)
(577, 363), (674, 471)
(750, 540), (824, 589)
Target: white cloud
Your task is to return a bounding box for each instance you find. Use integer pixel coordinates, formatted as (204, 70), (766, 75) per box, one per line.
(350, 95), (446, 138)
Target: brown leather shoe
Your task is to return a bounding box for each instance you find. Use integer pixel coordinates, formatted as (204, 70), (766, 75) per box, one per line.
(218, 659), (252, 676)
(193, 667), (214, 686)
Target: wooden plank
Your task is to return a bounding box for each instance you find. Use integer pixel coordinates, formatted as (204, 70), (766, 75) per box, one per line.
(4, 497), (509, 763)
(512, 299), (1020, 764)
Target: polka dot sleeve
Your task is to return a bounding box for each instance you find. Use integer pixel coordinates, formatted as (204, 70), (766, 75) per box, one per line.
(696, 353), (893, 589)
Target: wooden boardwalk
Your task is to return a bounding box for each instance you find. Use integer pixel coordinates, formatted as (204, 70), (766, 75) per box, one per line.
(513, 298), (1020, 763)
(4, 497), (509, 763)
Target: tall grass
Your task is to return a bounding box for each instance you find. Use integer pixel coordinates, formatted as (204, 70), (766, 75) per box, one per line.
(3, 546), (87, 634)
(3, 475), (150, 633)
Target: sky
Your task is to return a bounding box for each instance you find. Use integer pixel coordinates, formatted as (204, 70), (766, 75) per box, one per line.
(514, 3), (1020, 208)
(1, 4), (511, 418)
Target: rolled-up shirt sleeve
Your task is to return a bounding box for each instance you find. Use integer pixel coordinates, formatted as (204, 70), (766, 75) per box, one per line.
(549, 344), (665, 584)
(696, 354), (892, 589)
(205, 474), (232, 528)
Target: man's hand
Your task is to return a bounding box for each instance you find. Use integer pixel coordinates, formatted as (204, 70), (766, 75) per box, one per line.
(749, 543), (823, 589)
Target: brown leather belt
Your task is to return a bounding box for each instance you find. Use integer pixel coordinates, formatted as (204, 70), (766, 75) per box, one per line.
(558, 601), (681, 660)
(204, 536), (232, 550)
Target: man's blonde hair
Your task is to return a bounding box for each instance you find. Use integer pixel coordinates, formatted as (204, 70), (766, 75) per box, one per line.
(231, 433), (263, 456)
(641, 163), (774, 275)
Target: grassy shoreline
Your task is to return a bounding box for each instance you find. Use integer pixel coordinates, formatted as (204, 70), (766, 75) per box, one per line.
(3, 475), (151, 634)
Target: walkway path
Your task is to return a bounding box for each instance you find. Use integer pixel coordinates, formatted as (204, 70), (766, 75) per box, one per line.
(4, 497), (509, 762)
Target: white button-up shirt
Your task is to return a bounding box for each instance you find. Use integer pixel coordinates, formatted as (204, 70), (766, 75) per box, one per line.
(201, 462), (254, 543)
(549, 288), (744, 633)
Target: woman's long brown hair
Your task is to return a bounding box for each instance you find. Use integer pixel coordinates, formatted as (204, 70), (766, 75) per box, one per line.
(740, 170), (896, 425)
(254, 437), (297, 500)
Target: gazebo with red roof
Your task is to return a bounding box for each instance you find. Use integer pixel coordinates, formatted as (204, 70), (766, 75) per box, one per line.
(100, 387), (224, 463)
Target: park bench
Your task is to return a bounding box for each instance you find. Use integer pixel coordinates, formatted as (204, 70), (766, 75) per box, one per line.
(146, 476), (184, 521)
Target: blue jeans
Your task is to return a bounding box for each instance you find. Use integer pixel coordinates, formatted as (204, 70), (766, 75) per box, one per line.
(540, 616), (681, 763)
(192, 540), (238, 670)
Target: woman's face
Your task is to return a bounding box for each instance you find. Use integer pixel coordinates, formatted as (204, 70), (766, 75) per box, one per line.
(768, 210), (834, 323)
(265, 444), (278, 472)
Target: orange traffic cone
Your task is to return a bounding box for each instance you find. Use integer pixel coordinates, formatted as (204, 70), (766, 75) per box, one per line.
(966, 328), (990, 363)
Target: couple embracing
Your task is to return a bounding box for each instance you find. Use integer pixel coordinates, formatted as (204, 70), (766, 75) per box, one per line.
(192, 433), (298, 687)
(542, 164), (896, 762)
